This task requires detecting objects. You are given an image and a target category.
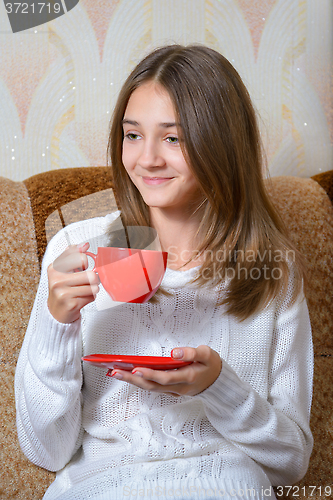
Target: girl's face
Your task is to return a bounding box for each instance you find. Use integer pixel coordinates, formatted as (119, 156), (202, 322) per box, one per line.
(122, 82), (202, 218)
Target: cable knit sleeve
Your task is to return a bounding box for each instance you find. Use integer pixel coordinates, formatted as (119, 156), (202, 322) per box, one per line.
(15, 212), (120, 472)
(14, 228), (84, 472)
(198, 291), (314, 486)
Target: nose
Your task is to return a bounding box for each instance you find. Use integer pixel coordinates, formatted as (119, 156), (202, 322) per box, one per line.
(137, 138), (165, 169)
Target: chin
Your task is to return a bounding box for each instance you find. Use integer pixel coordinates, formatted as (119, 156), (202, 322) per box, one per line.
(142, 196), (170, 208)
(144, 202), (167, 209)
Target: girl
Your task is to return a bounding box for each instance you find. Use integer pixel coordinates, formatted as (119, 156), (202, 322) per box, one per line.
(15, 45), (313, 500)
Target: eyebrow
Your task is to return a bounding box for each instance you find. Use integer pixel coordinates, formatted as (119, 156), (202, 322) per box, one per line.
(122, 119), (179, 128)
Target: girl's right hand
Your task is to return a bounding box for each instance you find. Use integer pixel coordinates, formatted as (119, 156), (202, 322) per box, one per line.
(47, 243), (100, 324)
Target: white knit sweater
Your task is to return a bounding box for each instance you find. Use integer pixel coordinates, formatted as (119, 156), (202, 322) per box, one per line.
(15, 212), (313, 500)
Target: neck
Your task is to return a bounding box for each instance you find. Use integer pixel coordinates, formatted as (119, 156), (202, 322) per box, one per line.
(149, 207), (204, 270)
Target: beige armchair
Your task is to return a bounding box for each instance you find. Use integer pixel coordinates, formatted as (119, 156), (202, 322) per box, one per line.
(1, 167), (332, 499)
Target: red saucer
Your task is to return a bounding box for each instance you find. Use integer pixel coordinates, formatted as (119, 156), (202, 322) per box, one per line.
(82, 354), (192, 372)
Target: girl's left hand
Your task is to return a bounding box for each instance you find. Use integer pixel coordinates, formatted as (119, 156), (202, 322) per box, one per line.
(110, 345), (222, 397)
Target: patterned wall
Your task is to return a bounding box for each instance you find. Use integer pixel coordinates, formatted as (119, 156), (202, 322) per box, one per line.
(0, 0), (332, 181)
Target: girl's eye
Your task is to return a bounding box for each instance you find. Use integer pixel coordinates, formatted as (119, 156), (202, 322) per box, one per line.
(125, 133), (140, 141)
(166, 136), (179, 145)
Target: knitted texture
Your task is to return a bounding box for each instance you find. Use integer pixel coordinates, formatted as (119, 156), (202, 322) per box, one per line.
(15, 212), (313, 500)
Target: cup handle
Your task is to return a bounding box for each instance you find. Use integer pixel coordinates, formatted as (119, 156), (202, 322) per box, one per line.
(85, 251), (97, 272)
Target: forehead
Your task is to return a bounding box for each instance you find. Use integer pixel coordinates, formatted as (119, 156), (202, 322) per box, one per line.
(124, 82), (176, 118)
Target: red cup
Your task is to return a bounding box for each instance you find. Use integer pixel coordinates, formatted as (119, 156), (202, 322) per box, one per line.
(86, 247), (168, 303)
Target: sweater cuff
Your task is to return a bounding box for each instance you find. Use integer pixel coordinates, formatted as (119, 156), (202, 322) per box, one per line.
(28, 301), (82, 368)
(198, 360), (252, 417)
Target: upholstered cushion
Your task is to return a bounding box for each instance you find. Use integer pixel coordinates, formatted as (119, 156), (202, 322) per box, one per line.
(0, 176), (54, 498)
(266, 175), (333, 496)
(266, 176), (333, 355)
(312, 170), (333, 204)
(23, 166), (115, 266)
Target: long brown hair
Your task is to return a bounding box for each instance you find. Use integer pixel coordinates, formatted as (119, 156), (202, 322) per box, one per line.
(107, 44), (305, 320)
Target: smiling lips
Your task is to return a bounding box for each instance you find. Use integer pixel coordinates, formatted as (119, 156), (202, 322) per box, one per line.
(142, 177), (174, 185)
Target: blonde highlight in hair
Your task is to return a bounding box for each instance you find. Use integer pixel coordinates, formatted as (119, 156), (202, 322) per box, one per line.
(107, 44), (305, 320)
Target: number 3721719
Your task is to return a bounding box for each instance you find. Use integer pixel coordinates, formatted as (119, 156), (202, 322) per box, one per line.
(276, 485), (332, 497)
(5, 3), (62, 14)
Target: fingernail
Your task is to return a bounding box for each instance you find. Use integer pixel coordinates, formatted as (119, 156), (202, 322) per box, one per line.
(132, 370), (143, 377)
(111, 372), (123, 380)
(172, 348), (184, 359)
(77, 242), (88, 251)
